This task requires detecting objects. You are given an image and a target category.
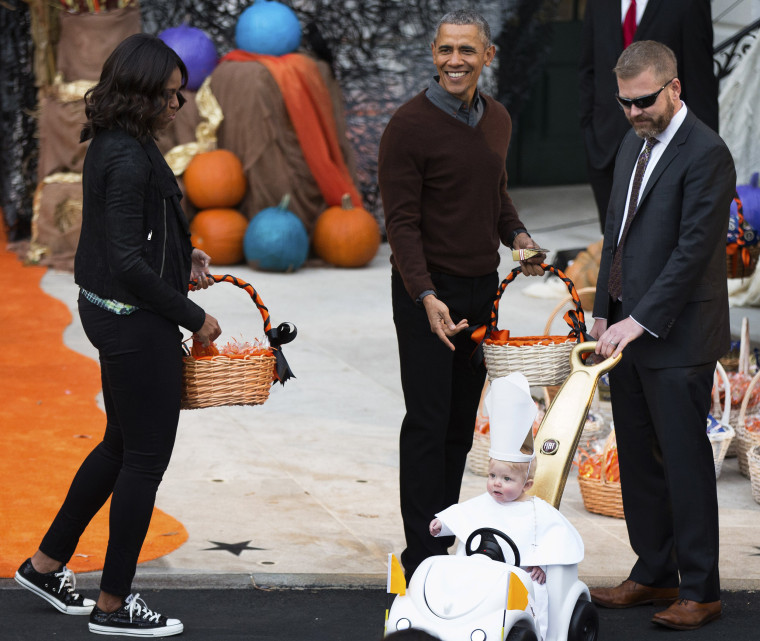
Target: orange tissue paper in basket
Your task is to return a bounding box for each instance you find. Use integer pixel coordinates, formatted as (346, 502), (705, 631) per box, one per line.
(189, 336), (273, 359)
(577, 441), (620, 482)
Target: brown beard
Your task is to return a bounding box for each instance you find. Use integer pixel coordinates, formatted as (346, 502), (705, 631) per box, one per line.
(629, 93), (676, 139)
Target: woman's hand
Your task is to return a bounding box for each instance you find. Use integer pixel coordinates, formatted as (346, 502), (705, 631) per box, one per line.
(190, 248), (214, 290)
(193, 313), (221, 347)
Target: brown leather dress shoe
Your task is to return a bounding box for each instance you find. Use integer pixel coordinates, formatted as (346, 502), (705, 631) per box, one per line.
(590, 579), (679, 608)
(652, 599), (722, 630)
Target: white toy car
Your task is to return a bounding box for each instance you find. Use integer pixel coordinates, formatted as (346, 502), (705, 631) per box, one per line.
(385, 343), (619, 641)
(385, 526), (598, 641)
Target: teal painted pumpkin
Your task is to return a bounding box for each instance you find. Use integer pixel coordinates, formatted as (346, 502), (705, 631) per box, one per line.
(244, 195), (309, 272)
(235, 0), (302, 57)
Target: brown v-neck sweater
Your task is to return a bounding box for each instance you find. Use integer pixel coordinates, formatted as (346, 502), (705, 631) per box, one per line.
(378, 90), (526, 301)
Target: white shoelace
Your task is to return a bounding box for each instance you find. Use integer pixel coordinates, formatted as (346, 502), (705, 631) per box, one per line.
(125, 594), (162, 623)
(54, 566), (82, 598)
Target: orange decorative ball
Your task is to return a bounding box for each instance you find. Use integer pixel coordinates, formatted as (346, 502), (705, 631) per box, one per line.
(184, 149), (247, 209)
(190, 208), (248, 265)
(312, 194), (380, 268)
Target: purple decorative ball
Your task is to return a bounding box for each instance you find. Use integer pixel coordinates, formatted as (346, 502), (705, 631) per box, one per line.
(160, 25), (218, 91)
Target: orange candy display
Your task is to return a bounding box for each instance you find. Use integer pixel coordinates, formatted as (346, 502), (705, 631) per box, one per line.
(577, 441), (620, 482)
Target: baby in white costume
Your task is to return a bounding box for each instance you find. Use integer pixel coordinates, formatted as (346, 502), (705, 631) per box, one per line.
(429, 373), (583, 641)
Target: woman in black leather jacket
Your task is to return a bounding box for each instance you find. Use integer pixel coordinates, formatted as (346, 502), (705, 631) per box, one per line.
(14, 33), (220, 638)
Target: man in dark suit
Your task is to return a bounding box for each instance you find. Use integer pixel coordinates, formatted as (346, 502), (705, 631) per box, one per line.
(579, 0), (718, 232)
(589, 41), (735, 631)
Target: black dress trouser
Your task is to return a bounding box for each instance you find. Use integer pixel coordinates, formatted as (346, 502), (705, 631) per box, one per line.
(391, 269), (497, 579)
(40, 295), (183, 596)
(608, 301), (721, 602)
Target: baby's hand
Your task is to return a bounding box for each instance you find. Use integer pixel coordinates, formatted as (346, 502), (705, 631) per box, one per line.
(429, 518), (442, 536)
(527, 566), (546, 584)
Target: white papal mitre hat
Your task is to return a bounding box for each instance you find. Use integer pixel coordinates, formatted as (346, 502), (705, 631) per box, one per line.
(485, 372), (537, 463)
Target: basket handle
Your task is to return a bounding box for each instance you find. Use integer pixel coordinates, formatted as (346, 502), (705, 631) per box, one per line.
(188, 274), (297, 384)
(486, 264), (588, 341)
(714, 361), (731, 426)
(738, 367), (760, 428)
(542, 287), (597, 336)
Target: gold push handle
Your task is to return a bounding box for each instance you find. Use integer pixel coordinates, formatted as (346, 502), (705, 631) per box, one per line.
(528, 342), (622, 508)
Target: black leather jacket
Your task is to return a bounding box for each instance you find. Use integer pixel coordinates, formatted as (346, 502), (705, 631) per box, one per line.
(74, 128), (205, 332)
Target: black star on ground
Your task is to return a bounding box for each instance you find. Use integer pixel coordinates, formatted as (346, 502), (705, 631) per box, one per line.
(202, 540), (265, 556)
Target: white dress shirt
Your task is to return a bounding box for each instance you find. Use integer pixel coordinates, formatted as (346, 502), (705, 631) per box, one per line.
(621, 0), (649, 25)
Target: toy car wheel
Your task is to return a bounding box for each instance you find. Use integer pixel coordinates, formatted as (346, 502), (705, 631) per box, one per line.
(568, 598), (599, 641)
(505, 626), (538, 641)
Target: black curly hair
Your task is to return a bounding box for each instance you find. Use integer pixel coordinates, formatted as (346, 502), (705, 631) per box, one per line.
(80, 33), (188, 142)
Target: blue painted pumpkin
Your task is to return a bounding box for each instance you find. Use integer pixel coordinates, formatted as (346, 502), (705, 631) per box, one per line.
(729, 173), (760, 246)
(160, 25), (217, 91)
(244, 195), (309, 272)
(235, 0), (302, 57)
(730, 172), (760, 230)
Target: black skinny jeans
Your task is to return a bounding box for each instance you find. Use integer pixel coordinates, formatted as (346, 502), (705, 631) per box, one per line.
(40, 295), (183, 596)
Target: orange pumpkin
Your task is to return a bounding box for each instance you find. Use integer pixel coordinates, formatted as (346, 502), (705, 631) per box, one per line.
(184, 149), (247, 209)
(312, 193), (380, 268)
(190, 208), (248, 265)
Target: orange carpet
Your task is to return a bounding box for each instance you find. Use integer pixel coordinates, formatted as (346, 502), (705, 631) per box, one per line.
(0, 225), (187, 578)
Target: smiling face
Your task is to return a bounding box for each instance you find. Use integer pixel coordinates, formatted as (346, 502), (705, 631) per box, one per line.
(155, 67), (182, 131)
(487, 459), (532, 504)
(617, 67), (681, 139)
(431, 23), (495, 106)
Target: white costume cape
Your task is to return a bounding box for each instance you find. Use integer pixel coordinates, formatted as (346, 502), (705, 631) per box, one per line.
(435, 493), (584, 641)
(436, 493), (584, 566)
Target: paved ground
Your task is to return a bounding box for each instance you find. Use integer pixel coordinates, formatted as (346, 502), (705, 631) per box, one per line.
(7, 185), (760, 638)
(0, 585), (758, 640)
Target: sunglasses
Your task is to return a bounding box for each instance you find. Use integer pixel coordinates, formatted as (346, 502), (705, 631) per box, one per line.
(615, 78), (674, 110)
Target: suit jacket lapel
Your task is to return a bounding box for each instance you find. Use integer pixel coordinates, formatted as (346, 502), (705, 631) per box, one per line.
(636, 0), (663, 37)
(612, 135), (643, 243)
(637, 110), (696, 209)
(609, 0), (624, 52)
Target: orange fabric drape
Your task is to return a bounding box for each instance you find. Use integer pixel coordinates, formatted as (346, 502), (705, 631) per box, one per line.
(219, 51), (361, 208)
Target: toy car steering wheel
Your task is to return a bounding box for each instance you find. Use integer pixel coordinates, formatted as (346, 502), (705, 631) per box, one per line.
(465, 527), (521, 567)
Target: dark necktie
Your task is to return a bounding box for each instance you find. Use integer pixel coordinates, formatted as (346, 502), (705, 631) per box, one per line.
(623, 0), (637, 48)
(607, 136), (659, 301)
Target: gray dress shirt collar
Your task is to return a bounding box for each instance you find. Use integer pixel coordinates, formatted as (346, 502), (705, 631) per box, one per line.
(425, 76), (485, 127)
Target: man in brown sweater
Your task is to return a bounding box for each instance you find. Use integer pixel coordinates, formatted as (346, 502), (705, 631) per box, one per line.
(378, 8), (544, 581)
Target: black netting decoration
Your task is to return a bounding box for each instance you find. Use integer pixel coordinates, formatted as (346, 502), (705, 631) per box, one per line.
(138, 1), (557, 222)
(0, 0), (558, 239)
(0, 0), (39, 241)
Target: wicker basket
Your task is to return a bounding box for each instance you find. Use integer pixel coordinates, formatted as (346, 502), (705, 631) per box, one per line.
(710, 361), (735, 478)
(721, 318), (751, 458)
(181, 274), (293, 409)
(467, 433), (491, 477)
(481, 264), (588, 386)
(736, 369), (760, 477)
(748, 445), (760, 505)
(577, 432), (624, 519)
